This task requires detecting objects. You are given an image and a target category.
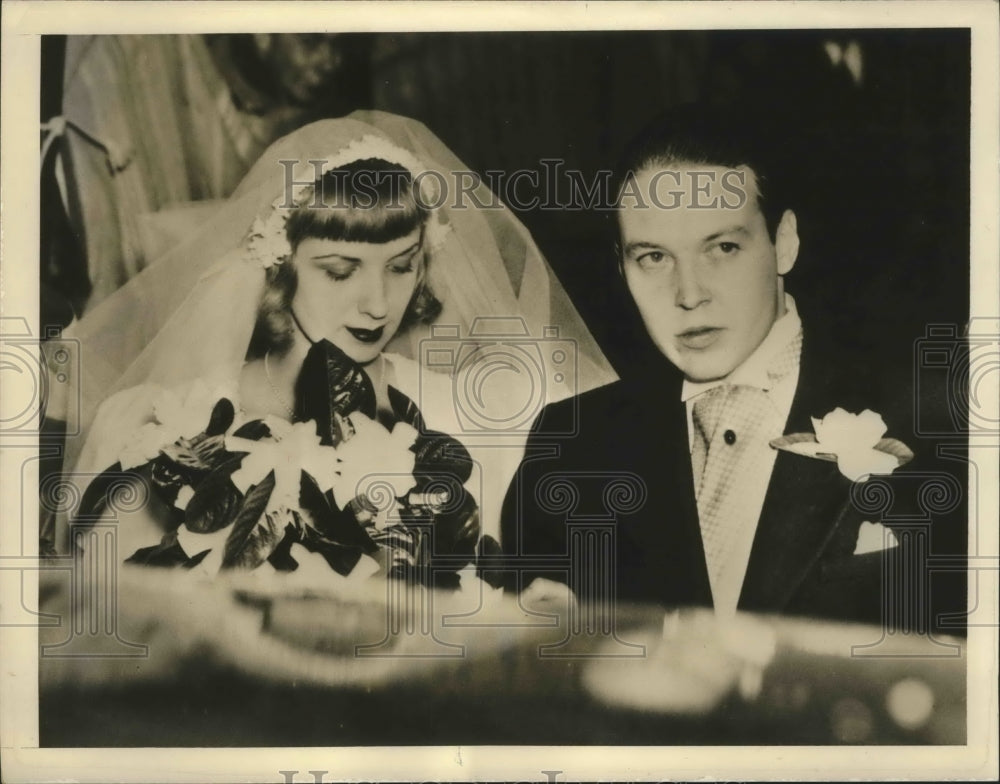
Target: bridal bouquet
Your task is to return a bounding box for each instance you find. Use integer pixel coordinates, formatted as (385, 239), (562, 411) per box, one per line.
(78, 342), (500, 590)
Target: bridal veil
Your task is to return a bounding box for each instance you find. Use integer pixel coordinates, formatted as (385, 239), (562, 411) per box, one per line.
(45, 110), (616, 547)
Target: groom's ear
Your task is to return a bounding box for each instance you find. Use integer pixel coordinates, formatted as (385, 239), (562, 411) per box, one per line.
(775, 209), (800, 276)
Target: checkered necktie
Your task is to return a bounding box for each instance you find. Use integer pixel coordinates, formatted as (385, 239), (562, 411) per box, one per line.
(691, 331), (803, 601)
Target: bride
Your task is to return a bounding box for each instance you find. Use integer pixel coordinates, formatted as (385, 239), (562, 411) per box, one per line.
(46, 111), (615, 587)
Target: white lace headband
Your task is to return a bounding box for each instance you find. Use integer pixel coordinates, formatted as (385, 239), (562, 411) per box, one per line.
(245, 134), (450, 269)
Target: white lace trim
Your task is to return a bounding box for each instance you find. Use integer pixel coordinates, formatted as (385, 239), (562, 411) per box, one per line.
(245, 134), (451, 269)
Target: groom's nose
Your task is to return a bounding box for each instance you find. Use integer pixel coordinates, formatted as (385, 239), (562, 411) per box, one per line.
(674, 256), (710, 310)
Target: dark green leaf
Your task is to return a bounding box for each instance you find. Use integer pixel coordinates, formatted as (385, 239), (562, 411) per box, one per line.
(232, 419), (272, 441)
(331, 412), (353, 447)
(370, 524), (421, 556)
(189, 433), (229, 469)
(299, 525), (367, 576)
(126, 532), (209, 569)
(159, 438), (212, 476)
(294, 339), (376, 446)
(298, 471), (378, 552)
(265, 522), (302, 571)
(205, 398), (236, 436)
(73, 461), (126, 523)
(184, 454), (246, 533)
(220, 471), (281, 570)
(387, 385), (426, 431)
(475, 534), (505, 589)
(413, 432), (474, 485)
(150, 458), (185, 501)
(401, 481), (479, 568)
(431, 489), (480, 560)
(434, 571), (461, 591)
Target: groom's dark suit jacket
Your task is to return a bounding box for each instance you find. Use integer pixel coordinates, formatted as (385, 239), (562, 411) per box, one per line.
(500, 322), (966, 630)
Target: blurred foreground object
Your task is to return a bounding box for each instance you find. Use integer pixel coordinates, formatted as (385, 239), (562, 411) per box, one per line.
(39, 567), (964, 746)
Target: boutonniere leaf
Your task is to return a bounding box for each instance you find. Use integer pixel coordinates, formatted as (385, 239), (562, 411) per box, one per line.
(770, 407), (914, 482)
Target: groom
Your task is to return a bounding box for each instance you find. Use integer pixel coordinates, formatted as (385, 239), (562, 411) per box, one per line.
(500, 106), (963, 628)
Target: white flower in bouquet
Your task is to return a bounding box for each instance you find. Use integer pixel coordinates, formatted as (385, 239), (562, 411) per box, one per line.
(331, 414), (419, 515)
(175, 522), (232, 577)
(119, 379), (236, 469)
(227, 418), (340, 514)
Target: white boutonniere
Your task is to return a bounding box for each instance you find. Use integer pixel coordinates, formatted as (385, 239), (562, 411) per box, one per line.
(770, 407), (914, 482)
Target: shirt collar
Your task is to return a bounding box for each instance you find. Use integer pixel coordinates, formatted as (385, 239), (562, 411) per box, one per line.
(681, 294), (802, 403)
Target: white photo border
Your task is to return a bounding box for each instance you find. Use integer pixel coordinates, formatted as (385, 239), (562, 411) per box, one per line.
(2, 2), (997, 781)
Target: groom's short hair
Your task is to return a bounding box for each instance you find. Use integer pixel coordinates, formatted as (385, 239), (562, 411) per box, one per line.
(613, 103), (791, 241)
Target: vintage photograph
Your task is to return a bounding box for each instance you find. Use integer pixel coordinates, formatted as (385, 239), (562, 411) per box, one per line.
(2, 1), (997, 781)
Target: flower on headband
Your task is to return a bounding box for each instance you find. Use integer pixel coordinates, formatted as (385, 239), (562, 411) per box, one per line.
(243, 135), (451, 269)
(245, 213), (293, 269)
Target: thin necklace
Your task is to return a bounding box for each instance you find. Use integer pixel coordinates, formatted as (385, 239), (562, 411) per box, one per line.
(263, 351), (295, 419)
(290, 308), (316, 345)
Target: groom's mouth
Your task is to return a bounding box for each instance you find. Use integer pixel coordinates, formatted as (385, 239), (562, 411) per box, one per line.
(346, 326), (385, 344)
(677, 326), (722, 350)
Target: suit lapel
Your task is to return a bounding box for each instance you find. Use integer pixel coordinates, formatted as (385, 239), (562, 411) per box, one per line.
(619, 374), (712, 606)
(738, 331), (856, 613)
(634, 373), (713, 607)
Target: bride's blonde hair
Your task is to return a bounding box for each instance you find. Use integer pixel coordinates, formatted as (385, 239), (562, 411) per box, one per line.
(248, 157), (442, 357)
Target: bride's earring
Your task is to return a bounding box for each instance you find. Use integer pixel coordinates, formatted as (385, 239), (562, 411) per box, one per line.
(404, 265), (442, 327)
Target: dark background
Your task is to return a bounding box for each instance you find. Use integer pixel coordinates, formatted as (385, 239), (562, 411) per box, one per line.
(41, 29), (971, 377)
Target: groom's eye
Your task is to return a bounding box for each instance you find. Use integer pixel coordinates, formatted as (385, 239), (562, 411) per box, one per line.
(707, 241), (741, 260)
(636, 251), (668, 269)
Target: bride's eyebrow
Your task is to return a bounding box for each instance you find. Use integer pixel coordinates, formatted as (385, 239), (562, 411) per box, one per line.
(310, 243), (420, 263)
(311, 253), (359, 263)
(389, 243), (421, 260)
